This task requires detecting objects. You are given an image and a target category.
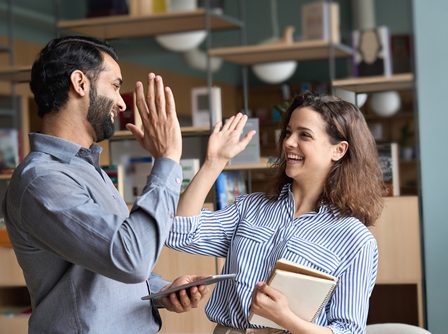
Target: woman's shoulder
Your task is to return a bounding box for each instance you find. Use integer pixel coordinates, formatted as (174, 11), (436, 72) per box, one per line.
(323, 207), (376, 247)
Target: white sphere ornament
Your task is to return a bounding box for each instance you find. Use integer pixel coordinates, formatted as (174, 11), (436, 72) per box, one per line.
(155, 30), (207, 52)
(369, 91), (401, 117)
(252, 61), (298, 84)
(356, 93), (368, 108)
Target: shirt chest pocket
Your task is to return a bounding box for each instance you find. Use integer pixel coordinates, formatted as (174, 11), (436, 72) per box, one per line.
(234, 223), (274, 244)
(284, 237), (340, 274)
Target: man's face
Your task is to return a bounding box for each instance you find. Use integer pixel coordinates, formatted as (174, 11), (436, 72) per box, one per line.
(87, 53), (125, 142)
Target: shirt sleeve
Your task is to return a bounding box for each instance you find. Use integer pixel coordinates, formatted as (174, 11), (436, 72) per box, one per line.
(327, 239), (378, 334)
(19, 158), (182, 284)
(165, 198), (244, 258)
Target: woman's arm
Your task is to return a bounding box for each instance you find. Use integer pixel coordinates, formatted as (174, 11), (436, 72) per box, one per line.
(176, 113), (255, 216)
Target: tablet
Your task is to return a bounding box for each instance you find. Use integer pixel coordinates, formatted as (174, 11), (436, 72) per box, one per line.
(141, 273), (236, 300)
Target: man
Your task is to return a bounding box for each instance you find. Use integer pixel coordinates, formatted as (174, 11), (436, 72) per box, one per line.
(2, 35), (208, 333)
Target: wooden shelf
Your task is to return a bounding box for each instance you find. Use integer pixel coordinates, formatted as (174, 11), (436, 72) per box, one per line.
(0, 174), (12, 181)
(0, 313), (29, 333)
(57, 9), (242, 39)
(0, 66), (31, 83)
(111, 126), (210, 140)
(224, 157), (271, 171)
(0, 248), (25, 286)
(208, 40), (352, 65)
(332, 73), (414, 93)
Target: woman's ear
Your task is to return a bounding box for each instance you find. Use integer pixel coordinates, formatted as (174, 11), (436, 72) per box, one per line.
(70, 70), (88, 97)
(332, 141), (349, 162)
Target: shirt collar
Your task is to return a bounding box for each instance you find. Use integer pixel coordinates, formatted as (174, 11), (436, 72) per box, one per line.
(29, 133), (102, 164)
(281, 182), (337, 216)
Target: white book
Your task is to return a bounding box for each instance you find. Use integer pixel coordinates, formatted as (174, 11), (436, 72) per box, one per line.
(249, 258), (338, 330)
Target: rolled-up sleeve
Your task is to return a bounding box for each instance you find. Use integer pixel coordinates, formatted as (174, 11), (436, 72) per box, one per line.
(166, 200), (243, 258)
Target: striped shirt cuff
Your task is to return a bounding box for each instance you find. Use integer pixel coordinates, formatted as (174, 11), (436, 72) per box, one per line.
(171, 215), (201, 234)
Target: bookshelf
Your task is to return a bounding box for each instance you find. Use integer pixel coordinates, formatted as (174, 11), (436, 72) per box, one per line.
(0, 66), (32, 83)
(209, 40), (352, 64)
(332, 73), (414, 93)
(57, 9), (242, 39)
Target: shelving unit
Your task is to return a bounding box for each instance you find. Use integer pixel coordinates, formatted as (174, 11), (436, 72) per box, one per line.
(368, 196), (423, 326)
(332, 73), (414, 93)
(57, 9), (242, 39)
(209, 40), (352, 64)
(0, 66), (32, 83)
(331, 73), (422, 324)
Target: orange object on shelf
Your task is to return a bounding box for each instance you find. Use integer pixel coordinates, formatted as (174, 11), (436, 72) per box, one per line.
(0, 228), (13, 248)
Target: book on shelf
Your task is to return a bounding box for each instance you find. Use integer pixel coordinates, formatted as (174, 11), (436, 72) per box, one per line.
(0, 129), (19, 175)
(117, 92), (135, 131)
(301, 1), (340, 43)
(102, 164), (125, 197)
(248, 258), (338, 330)
(352, 26), (392, 77)
(191, 86), (222, 129)
(229, 118), (260, 165)
(377, 142), (400, 196)
(179, 158), (200, 193)
(123, 156), (154, 203)
(215, 171), (247, 210)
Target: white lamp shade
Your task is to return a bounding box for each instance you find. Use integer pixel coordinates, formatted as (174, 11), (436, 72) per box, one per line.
(334, 90), (368, 108)
(356, 93), (368, 108)
(156, 30), (207, 52)
(184, 48), (223, 72)
(252, 61), (297, 84)
(369, 91), (401, 117)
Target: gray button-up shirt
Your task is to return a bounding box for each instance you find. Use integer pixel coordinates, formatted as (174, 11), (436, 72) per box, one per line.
(2, 133), (182, 334)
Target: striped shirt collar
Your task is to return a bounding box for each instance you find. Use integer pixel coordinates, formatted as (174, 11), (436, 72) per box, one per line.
(280, 182), (339, 218)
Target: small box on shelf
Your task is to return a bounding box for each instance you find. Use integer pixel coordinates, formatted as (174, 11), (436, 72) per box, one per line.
(229, 118), (260, 165)
(301, 1), (340, 43)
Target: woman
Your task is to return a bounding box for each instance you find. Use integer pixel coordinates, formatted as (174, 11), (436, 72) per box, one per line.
(165, 92), (384, 334)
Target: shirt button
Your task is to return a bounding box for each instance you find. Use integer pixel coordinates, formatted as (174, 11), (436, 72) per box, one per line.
(175, 177), (181, 184)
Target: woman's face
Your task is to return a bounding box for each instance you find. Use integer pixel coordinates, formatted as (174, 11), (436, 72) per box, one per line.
(283, 107), (345, 186)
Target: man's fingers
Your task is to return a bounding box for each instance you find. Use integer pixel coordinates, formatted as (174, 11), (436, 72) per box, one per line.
(135, 81), (150, 124)
(155, 75), (166, 119)
(165, 86), (177, 120)
(146, 73), (157, 117)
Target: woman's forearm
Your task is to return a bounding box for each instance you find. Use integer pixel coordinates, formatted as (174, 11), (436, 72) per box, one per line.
(176, 159), (227, 216)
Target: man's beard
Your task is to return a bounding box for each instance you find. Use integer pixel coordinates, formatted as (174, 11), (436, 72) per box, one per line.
(87, 84), (116, 142)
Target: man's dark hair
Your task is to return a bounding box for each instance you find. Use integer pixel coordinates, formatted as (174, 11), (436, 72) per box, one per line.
(30, 35), (118, 117)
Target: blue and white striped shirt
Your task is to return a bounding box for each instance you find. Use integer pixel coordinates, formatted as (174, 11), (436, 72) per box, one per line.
(166, 184), (378, 334)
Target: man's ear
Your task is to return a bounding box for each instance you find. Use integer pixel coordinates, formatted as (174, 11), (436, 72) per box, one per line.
(332, 141), (349, 162)
(70, 70), (88, 97)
